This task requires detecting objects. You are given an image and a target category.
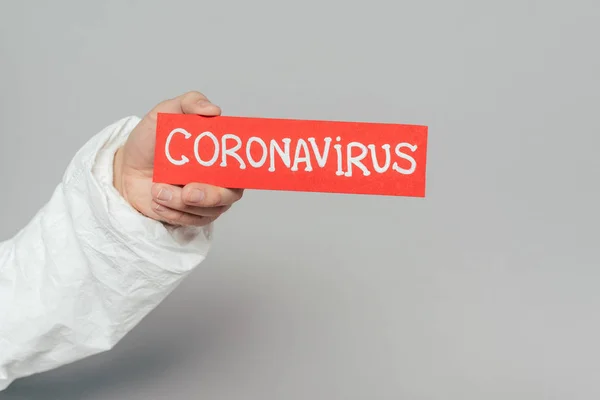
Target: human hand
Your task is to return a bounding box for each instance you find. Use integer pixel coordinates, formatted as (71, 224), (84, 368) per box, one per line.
(113, 91), (243, 226)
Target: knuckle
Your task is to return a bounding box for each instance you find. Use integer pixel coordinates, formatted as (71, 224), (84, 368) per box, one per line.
(184, 90), (207, 103)
(152, 100), (171, 114)
(193, 217), (209, 226)
(151, 184), (160, 198)
(185, 215), (205, 227)
(170, 210), (185, 224)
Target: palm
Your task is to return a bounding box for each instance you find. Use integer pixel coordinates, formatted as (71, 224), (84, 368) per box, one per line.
(116, 92), (222, 217)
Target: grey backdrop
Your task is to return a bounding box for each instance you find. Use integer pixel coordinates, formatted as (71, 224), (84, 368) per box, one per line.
(1, 1), (599, 399)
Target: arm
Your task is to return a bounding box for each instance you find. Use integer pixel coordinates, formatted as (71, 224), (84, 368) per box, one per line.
(0, 116), (212, 391)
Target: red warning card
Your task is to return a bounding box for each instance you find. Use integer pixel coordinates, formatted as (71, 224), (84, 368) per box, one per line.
(153, 113), (428, 197)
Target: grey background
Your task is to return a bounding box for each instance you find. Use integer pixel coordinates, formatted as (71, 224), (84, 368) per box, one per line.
(1, 1), (599, 399)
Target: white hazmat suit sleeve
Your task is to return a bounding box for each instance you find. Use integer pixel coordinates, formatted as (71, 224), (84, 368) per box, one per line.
(0, 116), (212, 391)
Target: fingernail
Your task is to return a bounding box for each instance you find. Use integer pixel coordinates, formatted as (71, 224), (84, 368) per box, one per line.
(157, 188), (172, 201)
(188, 189), (205, 203)
(154, 203), (165, 212)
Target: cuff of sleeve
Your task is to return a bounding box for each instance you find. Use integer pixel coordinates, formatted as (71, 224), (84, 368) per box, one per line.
(63, 116), (212, 279)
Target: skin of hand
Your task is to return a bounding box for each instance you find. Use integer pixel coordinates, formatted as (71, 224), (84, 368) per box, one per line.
(112, 91), (243, 227)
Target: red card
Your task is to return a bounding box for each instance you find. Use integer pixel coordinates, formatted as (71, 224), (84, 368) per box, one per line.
(153, 113), (428, 197)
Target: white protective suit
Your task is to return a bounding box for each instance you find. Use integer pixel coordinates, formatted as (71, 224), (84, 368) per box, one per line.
(0, 116), (212, 391)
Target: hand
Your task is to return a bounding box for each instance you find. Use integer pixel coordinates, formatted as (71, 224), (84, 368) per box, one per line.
(113, 91), (244, 226)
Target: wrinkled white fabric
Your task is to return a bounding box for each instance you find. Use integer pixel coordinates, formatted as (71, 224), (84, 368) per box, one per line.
(0, 116), (212, 391)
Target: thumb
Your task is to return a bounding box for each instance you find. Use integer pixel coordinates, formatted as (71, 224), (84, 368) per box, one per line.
(179, 91), (222, 116)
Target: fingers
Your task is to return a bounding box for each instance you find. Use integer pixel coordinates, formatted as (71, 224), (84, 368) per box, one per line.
(150, 183), (243, 226)
(179, 91), (221, 116)
(181, 183), (244, 207)
(152, 184), (230, 217)
(151, 201), (217, 227)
